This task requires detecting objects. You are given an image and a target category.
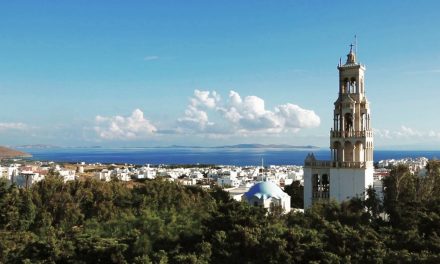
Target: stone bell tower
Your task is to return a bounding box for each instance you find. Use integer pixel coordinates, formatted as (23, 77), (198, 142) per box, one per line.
(303, 44), (374, 208)
(331, 44), (373, 166)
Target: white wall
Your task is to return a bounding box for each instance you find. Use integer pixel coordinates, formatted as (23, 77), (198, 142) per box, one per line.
(303, 167), (313, 208)
(304, 166), (374, 208)
(329, 167), (374, 202)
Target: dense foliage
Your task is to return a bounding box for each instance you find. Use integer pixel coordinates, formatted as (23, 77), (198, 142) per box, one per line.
(1, 162), (440, 263)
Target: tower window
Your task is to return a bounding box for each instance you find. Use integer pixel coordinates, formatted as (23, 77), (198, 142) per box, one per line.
(322, 174), (330, 192)
(344, 113), (353, 132)
(350, 78), (357, 93)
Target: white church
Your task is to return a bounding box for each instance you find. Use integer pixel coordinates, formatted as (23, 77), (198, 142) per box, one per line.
(304, 45), (374, 208)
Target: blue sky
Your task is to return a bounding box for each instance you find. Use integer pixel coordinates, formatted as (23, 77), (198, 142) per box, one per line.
(1, 0), (439, 148)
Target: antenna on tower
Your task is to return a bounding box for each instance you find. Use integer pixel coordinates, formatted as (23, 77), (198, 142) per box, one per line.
(354, 34), (358, 55)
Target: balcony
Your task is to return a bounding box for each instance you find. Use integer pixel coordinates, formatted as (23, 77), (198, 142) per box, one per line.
(305, 161), (366, 168)
(330, 130), (373, 138)
(312, 191), (329, 199)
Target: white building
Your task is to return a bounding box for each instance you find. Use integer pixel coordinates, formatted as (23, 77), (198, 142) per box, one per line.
(111, 168), (131, 181)
(288, 166), (304, 182)
(136, 165), (156, 179)
(77, 166), (84, 173)
(15, 170), (44, 188)
(189, 170), (204, 179)
(0, 166), (9, 180)
(217, 177), (240, 188)
(58, 169), (76, 182)
(95, 169), (112, 182)
(217, 169), (241, 187)
(304, 45), (374, 208)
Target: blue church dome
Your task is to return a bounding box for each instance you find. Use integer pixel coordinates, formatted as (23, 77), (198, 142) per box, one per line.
(244, 181), (288, 200)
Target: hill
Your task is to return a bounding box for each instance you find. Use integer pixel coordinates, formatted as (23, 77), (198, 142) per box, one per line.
(0, 146), (32, 159)
(166, 144), (319, 149)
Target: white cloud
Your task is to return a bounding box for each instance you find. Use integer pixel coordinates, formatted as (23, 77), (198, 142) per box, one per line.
(177, 105), (212, 131)
(191, 90), (220, 109)
(375, 126), (440, 140)
(0, 122), (28, 131)
(396, 126), (422, 137)
(276, 103), (321, 130)
(91, 90), (321, 141)
(94, 109), (157, 140)
(374, 128), (392, 139)
(177, 90), (320, 135)
(144, 55), (160, 61)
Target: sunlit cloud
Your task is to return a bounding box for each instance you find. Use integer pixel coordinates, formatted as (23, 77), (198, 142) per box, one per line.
(177, 90), (320, 136)
(0, 122), (28, 131)
(94, 109), (157, 140)
(375, 126), (440, 140)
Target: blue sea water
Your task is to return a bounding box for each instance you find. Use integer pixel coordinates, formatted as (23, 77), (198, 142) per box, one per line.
(21, 148), (440, 166)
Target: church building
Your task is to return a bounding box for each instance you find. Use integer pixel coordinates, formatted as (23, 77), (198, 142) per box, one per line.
(303, 45), (374, 208)
(244, 180), (291, 213)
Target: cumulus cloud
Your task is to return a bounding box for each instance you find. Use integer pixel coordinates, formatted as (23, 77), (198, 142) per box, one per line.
(94, 109), (157, 140)
(177, 90), (220, 133)
(92, 90), (321, 141)
(276, 103), (321, 130)
(177, 105), (212, 131)
(191, 90), (220, 109)
(0, 122), (28, 131)
(177, 89), (320, 135)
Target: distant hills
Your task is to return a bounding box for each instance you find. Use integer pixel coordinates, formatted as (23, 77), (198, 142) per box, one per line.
(216, 144), (319, 149)
(0, 146), (31, 159)
(16, 144), (59, 149)
(170, 144), (319, 149)
(16, 144), (102, 149)
(15, 144), (319, 150)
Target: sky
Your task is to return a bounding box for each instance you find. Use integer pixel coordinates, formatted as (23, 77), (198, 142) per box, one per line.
(1, 0), (440, 149)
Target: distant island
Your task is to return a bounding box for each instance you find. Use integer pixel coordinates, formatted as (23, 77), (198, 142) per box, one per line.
(0, 146), (32, 159)
(15, 144), (320, 150)
(16, 144), (103, 149)
(16, 144), (60, 149)
(169, 144), (319, 149)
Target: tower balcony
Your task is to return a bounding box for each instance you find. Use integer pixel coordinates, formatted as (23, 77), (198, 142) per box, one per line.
(312, 191), (330, 199)
(330, 130), (373, 138)
(305, 160), (371, 169)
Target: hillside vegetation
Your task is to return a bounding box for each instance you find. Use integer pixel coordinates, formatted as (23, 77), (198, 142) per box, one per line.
(1, 162), (440, 263)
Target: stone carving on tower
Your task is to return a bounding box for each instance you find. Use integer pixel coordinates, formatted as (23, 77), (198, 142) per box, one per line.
(303, 44), (374, 208)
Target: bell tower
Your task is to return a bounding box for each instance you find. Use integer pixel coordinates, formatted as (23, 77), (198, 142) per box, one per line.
(303, 43), (374, 208)
(331, 45), (373, 166)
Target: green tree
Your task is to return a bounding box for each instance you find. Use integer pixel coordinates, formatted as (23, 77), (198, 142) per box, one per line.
(284, 180), (304, 209)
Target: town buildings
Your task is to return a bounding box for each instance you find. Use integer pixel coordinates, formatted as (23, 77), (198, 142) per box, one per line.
(0, 162), (76, 188)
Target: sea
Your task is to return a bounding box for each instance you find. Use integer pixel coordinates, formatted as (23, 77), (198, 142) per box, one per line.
(20, 148), (440, 167)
